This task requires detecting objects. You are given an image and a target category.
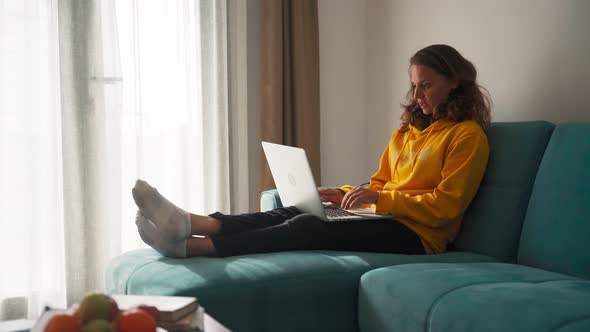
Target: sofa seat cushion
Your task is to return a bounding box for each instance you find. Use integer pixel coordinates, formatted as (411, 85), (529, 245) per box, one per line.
(106, 249), (498, 332)
(359, 263), (590, 332)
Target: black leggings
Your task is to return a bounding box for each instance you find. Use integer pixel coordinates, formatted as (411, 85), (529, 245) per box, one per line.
(209, 207), (425, 257)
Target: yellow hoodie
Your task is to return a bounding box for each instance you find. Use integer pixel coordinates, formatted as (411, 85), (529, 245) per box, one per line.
(341, 120), (489, 254)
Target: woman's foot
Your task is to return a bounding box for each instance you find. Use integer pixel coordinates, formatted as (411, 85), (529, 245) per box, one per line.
(135, 211), (187, 258)
(132, 180), (191, 242)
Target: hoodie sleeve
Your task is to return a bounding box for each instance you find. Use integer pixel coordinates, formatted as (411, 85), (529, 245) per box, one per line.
(374, 127), (489, 228)
(367, 141), (392, 192)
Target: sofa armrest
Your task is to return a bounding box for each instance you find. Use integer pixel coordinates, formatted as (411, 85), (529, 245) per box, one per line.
(260, 189), (283, 212)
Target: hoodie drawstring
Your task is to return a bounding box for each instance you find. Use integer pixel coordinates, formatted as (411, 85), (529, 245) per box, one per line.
(392, 132), (411, 178)
(410, 127), (434, 167)
(393, 124), (436, 178)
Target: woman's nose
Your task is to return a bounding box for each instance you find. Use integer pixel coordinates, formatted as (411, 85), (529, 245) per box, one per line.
(413, 87), (422, 100)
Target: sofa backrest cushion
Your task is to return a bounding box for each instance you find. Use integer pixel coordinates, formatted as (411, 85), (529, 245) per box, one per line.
(518, 123), (590, 279)
(453, 121), (554, 262)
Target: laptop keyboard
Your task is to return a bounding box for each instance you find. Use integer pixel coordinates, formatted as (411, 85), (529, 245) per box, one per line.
(324, 206), (358, 218)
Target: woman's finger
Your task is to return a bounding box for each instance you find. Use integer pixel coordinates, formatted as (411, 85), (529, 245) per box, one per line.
(343, 187), (365, 208)
(348, 196), (362, 209)
(343, 191), (359, 209)
(340, 195), (348, 209)
(346, 189), (373, 209)
(344, 198), (356, 210)
(343, 188), (360, 208)
(341, 192), (352, 209)
(350, 192), (368, 209)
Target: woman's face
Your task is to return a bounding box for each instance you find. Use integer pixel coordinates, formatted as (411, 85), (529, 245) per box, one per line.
(410, 64), (458, 115)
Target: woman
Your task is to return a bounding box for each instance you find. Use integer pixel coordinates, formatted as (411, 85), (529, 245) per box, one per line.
(133, 44), (491, 258)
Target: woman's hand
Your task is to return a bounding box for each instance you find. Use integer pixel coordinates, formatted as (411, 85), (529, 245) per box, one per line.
(341, 186), (379, 210)
(318, 187), (345, 206)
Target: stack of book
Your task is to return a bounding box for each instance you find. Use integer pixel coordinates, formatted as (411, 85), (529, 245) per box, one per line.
(112, 294), (203, 332)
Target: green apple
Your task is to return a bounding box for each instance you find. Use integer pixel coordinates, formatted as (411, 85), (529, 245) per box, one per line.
(81, 319), (117, 332)
(77, 293), (119, 324)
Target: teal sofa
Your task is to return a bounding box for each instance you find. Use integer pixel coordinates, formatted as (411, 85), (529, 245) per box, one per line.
(106, 121), (590, 331)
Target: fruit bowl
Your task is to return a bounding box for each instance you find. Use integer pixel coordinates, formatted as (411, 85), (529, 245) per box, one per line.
(33, 293), (165, 332)
(32, 310), (168, 332)
(32, 309), (168, 332)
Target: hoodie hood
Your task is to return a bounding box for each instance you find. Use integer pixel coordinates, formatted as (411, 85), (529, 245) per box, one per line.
(409, 119), (453, 136)
(392, 120), (454, 175)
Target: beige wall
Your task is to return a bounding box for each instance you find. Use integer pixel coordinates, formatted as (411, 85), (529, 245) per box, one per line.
(319, 0), (590, 186)
(318, 0), (371, 187)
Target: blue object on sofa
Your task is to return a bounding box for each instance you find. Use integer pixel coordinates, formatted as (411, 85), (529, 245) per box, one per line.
(106, 121), (575, 332)
(358, 123), (590, 331)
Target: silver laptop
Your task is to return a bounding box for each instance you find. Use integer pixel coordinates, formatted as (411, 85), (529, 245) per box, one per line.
(261, 141), (392, 222)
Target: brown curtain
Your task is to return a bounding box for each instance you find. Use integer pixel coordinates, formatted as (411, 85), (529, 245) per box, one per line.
(259, 0), (321, 196)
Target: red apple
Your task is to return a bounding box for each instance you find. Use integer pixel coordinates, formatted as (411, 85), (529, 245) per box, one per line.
(136, 305), (161, 325)
(117, 309), (157, 332)
(44, 312), (81, 332)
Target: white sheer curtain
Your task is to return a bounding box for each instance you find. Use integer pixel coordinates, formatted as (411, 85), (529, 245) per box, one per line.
(0, 0), (232, 320)
(0, 0), (66, 320)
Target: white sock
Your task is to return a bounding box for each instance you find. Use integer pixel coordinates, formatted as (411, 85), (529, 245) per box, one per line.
(136, 211), (187, 258)
(132, 179), (191, 242)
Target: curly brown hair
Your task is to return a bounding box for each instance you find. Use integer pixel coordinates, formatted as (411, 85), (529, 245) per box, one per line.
(400, 44), (492, 132)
